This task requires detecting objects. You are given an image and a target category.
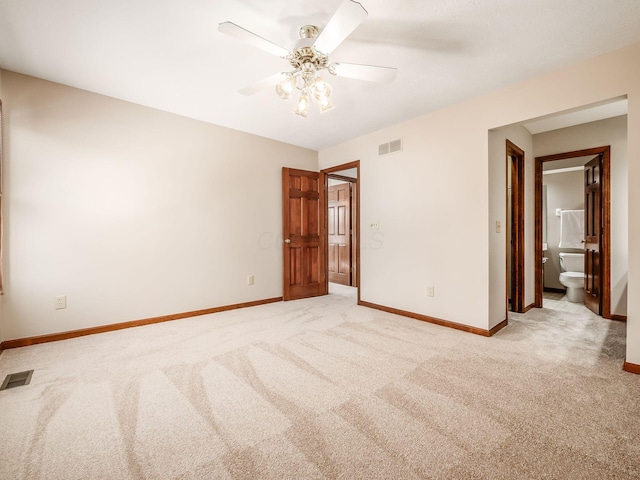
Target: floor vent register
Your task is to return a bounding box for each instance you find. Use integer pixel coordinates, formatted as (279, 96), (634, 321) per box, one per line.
(0, 370), (34, 391)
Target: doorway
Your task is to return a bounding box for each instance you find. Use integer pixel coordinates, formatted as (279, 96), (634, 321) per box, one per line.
(535, 146), (611, 318)
(327, 175), (357, 287)
(322, 161), (360, 302)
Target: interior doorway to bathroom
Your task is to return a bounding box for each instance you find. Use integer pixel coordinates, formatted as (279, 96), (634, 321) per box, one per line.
(535, 146), (611, 318)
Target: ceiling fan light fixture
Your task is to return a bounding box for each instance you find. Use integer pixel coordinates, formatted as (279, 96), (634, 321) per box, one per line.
(219, 1), (397, 118)
(294, 91), (310, 117)
(311, 77), (331, 99)
(318, 96), (335, 114)
(276, 75), (297, 100)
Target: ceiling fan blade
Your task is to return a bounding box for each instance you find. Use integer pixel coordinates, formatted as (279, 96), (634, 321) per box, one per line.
(218, 22), (289, 58)
(332, 62), (397, 83)
(238, 72), (288, 96)
(313, 0), (368, 55)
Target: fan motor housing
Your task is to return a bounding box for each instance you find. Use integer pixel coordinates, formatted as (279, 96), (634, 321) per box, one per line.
(289, 46), (328, 70)
(289, 24), (329, 71)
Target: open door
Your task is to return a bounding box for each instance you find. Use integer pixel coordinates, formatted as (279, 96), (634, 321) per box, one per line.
(507, 140), (525, 313)
(584, 155), (602, 315)
(282, 167), (327, 301)
(328, 182), (352, 285)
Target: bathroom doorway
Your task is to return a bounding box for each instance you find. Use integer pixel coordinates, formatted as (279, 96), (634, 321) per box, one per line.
(535, 146), (611, 318)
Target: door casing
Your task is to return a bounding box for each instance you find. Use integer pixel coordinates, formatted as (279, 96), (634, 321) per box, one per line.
(322, 161), (361, 303)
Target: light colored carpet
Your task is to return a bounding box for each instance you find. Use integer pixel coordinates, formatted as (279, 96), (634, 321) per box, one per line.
(0, 285), (638, 479)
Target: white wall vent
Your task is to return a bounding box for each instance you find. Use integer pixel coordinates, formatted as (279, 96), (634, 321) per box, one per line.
(378, 138), (403, 156)
(389, 138), (403, 153)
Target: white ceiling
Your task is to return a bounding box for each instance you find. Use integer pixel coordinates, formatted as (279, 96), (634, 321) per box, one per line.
(1, 0), (639, 151)
(543, 156), (596, 172)
(523, 98), (628, 135)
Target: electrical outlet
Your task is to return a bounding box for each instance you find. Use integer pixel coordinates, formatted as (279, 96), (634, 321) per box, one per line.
(55, 295), (67, 310)
(427, 286), (435, 297)
(496, 221), (501, 233)
(247, 275), (254, 285)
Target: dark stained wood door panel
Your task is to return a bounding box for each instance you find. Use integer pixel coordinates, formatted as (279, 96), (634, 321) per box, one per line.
(584, 155), (602, 315)
(282, 168), (327, 300)
(328, 183), (352, 285)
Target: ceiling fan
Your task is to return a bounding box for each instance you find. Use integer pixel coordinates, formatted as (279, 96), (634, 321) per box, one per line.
(218, 0), (397, 117)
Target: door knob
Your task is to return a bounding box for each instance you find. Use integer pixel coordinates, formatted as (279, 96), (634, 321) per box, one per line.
(284, 239), (291, 244)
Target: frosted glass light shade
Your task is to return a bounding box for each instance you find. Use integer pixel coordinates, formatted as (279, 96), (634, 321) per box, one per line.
(311, 78), (331, 99)
(276, 76), (296, 100)
(318, 94), (334, 113)
(294, 92), (310, 117)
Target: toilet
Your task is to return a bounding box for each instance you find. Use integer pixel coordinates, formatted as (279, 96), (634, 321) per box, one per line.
(558, 252), (584, 303)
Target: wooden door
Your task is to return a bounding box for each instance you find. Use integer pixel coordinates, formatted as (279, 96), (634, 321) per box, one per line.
(282, 168), (327, 300)
(507, 140), (525, 313)
(328, 183), (352, 285)
(584, 155), (601, 315)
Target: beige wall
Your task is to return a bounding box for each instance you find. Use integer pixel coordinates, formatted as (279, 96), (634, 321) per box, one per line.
(319, 43), (640, 365)
(0, 71), (317, 341)
(543, 170), (585, 289)
(536, 115), (628, 314)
